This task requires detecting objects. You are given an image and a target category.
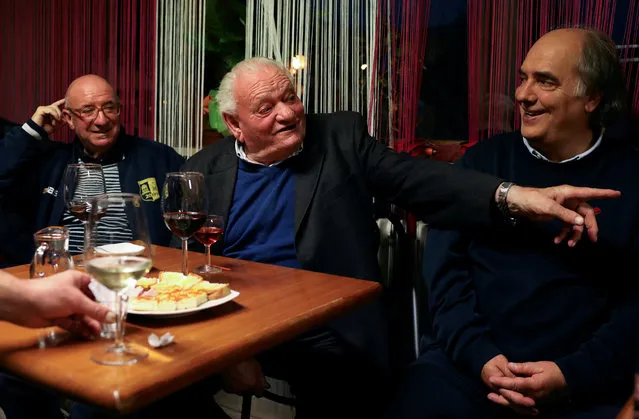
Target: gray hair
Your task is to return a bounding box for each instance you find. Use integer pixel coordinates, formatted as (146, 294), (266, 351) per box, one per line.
(574, 28), (627, 127)
(216, 57), (294, 116)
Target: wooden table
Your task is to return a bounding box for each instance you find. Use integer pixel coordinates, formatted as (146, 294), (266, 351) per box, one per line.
(0, 245), (382, 413)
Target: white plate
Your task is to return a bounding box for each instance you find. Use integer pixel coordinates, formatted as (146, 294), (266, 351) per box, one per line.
(128, 290), (240, 318)
(96, 243), (146, 255)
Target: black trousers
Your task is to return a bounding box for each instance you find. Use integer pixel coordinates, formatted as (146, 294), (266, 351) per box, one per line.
(257, 327), (391, 419)
(385, 347), (626, 419)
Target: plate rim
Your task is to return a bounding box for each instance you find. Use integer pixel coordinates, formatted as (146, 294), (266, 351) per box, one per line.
(128, 289), (240, 317)
(95, 242), (146, 255)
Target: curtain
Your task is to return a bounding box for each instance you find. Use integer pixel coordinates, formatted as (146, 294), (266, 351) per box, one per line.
(385, 0), (431, 152)
(0, 0), (156, 143)
(155, 0), (206, 157)
(620, 1), (639, 114)
(244, 0), (430, 150)
(246, 0), (378, 132)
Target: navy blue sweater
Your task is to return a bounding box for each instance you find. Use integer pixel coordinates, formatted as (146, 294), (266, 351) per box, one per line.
(0, 121), (184, 266)
(423, 131), (639, 401)
(223, 159), (299, 268)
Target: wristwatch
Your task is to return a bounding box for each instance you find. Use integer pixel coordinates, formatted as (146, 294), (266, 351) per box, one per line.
(496, 181), (518, 225)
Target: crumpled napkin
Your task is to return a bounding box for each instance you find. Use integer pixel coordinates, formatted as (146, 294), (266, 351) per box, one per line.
(148, 332), (175, 348)
(88, 279), (116, 303)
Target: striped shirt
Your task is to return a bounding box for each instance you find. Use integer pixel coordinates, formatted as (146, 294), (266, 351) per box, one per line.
(61, 159), (132, 254)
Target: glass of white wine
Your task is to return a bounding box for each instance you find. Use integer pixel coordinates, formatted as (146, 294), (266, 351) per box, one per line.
(84, 193), (152, 366)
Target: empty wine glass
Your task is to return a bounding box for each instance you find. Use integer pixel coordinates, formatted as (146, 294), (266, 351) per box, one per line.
(84, 193), (152, 366)
(193, 215), (224, 275)
(161, 172), (207, 276)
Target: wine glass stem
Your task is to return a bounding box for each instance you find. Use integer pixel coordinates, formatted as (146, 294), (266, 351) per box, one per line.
(114, 291), (126, 350)
(182, 238), (189, 276)
(206, 244), (211, 267)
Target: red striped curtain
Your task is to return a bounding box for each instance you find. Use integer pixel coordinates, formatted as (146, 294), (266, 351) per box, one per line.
(620, 1), (639, 114)
(369, 0), (431, 151)
(467, 0), (628, 146)
(0, 0), (156, 142)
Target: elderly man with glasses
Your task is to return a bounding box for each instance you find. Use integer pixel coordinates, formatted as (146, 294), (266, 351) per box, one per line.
(0, 76), (228, 418)
(0, 74), (185, 267)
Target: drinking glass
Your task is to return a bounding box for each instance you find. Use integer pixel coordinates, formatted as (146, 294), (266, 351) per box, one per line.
(63, 163), (106, 264)
(193, 215), (224, 275)
(63, 163), (106, 224)
(84, 193), (152, 366)
(30, 226), (74, 346)
(161, 172), (207, 276)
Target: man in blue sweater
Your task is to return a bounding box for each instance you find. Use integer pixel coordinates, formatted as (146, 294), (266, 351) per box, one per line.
(388, 28), (638, 418)
(182, 56), (623, 418)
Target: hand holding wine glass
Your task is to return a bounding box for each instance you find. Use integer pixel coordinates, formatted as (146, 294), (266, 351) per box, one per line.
(193, 215), (224, 275)
(84, 193), (152, 366)
(162, 172), (207, 277)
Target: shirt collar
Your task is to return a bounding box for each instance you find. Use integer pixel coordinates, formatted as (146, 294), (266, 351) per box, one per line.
(234, 140), (303, 167)
(522, 128), (604, 164)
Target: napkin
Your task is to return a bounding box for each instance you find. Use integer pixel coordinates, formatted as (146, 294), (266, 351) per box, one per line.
(89, 279), (116, 302)
(148, 332), (174, 348)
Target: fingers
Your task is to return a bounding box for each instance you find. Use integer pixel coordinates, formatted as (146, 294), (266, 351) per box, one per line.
(546, 200), (584, 226)
(553, 225), (572, 245)
(567, 224), (583, 247)
(487, 393), (538, 416)
(556, 186), (620, 200)
(65, 269), (92, 287)
(576, 202), (598, 242)
(71, 292), (116, 324)
(498, 388), (536, 408)
(508, 362), (542, 376)
(31, 98), (66, 133)
(489, 376), (530, 392)
(53, 315), (99, 339)
(487, 392), (509, 406)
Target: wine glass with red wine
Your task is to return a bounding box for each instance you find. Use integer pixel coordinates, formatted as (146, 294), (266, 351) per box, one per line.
(161, 172), (207, 276)
(193, 215), (224, 275)
(63, 163), (107, 263)
(64, 163), (107, 222)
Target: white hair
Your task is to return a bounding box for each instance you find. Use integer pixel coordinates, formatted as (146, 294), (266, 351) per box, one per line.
(216, 57), (293, 116)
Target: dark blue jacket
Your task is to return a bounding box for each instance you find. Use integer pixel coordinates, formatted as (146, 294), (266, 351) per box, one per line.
(0, 121), (185, 266)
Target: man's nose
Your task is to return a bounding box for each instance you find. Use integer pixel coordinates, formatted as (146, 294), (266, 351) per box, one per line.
(93, 108), (109, 125)
(276, 103), (295, 121)
(515, 81), (535, 104)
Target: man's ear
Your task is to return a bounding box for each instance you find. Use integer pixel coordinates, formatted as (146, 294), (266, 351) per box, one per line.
(585, 92), (601, 113)
(62, 109), (75, 130)
(222, 113), (242, 141)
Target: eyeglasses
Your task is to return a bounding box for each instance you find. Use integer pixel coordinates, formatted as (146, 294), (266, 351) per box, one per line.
(67, 102), (120, 122)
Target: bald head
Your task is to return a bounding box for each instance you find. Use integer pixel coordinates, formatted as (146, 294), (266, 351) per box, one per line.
(536, 28), (587, 47)
(62, 74), (121, 158)
(65, 75), (118, 107)
(527, 29), (586, 87)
